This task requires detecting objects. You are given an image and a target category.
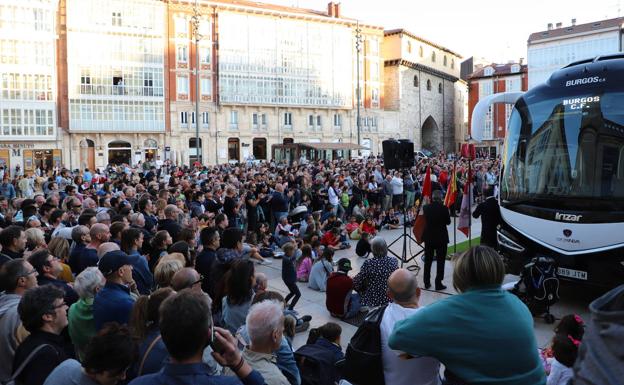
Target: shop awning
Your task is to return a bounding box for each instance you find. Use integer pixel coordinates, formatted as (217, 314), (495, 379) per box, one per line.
(299, 142), (368, 151)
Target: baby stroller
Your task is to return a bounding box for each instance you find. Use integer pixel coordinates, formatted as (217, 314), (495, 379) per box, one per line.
(512, 256), (560, 324)
(289, 205), (309, 228)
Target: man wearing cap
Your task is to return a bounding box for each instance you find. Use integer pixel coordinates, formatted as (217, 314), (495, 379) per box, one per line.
(93, 250), (135, 330)
(326, 258), (361, 319)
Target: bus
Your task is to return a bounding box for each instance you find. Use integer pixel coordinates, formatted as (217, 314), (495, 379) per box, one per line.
(472, 55), (624, 289)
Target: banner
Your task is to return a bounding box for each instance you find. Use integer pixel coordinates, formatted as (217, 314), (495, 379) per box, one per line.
(461, 143), (476, 160)
(444, 166), (457, 208)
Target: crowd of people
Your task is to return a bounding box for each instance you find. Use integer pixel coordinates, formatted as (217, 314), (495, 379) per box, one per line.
(0, 153), (616, 385)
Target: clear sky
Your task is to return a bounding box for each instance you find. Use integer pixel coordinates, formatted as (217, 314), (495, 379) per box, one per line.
(268, 0), (622, 63)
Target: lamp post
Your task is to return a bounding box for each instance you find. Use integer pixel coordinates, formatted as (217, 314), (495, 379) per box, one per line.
(191, 0), (203, 166)
(355, 21), (362, 154)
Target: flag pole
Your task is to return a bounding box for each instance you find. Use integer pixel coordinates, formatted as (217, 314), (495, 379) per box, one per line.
(468, 149), (472, 248)
(453, 157), (457, 254)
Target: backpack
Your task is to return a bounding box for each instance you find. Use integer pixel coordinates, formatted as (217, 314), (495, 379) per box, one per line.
(294, 343), (338, 385)
(342, 305), (387, 385)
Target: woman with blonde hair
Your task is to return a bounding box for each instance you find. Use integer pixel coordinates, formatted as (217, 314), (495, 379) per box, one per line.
(24, 228), (46, 252)
(389, 245), (545, 385)
(47, 236), (74, 283)
(153, 258), (184, 289)
(155, 198), (167, 220)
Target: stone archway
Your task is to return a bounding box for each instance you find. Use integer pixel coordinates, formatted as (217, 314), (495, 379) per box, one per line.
(421, 116), (438, 151)
(79, 138), (95, 171)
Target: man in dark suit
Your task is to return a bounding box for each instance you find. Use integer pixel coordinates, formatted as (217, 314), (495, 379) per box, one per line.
(422, 190), (451, 290)
(472, 186), (502, 248)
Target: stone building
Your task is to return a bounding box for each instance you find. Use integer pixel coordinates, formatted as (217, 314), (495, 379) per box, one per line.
(382, 29), (463, 153)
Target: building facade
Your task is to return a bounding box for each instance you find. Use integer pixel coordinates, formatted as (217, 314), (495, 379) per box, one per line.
(0, 0), (60, 175)
(382, 29), (463, 153)
(166, 0), (388, 165)
(528, 17), (624, 89)
(467, 62), (528, 156)
(59, 0), (167, 170)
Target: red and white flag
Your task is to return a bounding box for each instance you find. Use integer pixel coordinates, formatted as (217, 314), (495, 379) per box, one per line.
(458, 171), (472, 237)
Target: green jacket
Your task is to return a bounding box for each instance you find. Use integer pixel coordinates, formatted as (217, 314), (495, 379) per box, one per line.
(389, 286), (546, 385)
(68, 297), (96, 360)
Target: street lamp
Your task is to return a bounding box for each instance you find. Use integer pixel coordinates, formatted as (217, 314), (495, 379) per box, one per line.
(355, 21), (362, 153)
(191, 0), (203, 166)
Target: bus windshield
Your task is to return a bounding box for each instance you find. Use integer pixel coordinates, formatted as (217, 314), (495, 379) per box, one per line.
(501, 91), (624, 210)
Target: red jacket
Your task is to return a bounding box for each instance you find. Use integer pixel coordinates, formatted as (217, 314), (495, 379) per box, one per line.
(326, 272), (353, 317)
(321, 231), (340, 247)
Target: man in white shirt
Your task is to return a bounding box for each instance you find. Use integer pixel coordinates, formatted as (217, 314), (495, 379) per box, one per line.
(390, 171), (404, 209)
(379, 269), (440, 385)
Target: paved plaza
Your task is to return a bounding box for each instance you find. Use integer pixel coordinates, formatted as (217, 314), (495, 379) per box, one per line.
(255, 216), (593, 351)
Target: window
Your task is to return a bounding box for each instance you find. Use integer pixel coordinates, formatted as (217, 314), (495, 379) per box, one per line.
(261, 114), (267, 126)
(413, 75), (419, 87)
(438, 83), (442, 94)
(284, 112), (292, 127)
(426, 79), (431, 91)
(511, 64), (520, 73)
(230, 110), (238, 129)
(112, 12), (122, 27)
(202, 112), (209, 126)
(177, 76), (189, 95)
(451, 59), (455, 69)
(144, 72), (154, 96)
(175, 17), (187, 35)
(252, 113), (259, 126)
(333, 114), (342, 127)
(372, 117), (378, 128)
(431, 51), (436, 62)
(180, 111), (188, 126)
(407, 41), (412, 53)
(369, 39), (379, 55)
(316, 115), (322, 127)
(443, 55), (447, 66)
(191, 112), (196, 127)
(200, 47), (211, 64)
(419, 46), (424, 57)
(371, 62), (379, 81)
(200, 78), (211, 97)
(177, 45), (188, 62)
(371, 88), (379, 106)
(308, 114), (314, 127)
(483, 67), (494, 76)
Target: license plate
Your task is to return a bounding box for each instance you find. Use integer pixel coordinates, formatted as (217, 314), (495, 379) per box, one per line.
(557, 267), (587, 280)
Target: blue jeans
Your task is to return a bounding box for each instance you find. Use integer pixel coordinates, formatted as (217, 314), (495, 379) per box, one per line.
(343, 292), (361, 319)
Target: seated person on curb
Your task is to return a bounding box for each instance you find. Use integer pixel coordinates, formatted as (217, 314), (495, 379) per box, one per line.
(326, 258), (361, 319)
(355, 232), (372, 258)
(301, 322), (344, 363)
(226, 300), (290, 385)
(128, 289), (265, 385)
(42, 323), (137, 385)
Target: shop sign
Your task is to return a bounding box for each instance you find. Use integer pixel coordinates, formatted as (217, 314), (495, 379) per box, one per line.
(0, 143), (35, 149)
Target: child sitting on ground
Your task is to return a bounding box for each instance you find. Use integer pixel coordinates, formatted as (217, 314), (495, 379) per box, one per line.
(296, 244), (313, 282)
(355, 232), (372, 258)
(345, 216), (361, 239)
(547, 333), (579, 385)
(321, 227), (350, 250)
(540, 314), (584, 374)
(359, 215), (377, 236)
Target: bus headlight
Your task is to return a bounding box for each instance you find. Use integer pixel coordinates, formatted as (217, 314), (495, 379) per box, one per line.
(497, 230), (525, 253)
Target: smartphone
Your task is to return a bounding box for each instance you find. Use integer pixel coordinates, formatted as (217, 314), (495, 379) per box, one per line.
(210, 327), (226, 354)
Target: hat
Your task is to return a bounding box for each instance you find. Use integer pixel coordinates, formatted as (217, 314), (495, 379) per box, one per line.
(98, 250), (132, 276)
(337, 258), (352, 272)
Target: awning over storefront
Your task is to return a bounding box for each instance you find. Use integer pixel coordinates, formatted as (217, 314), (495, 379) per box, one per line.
(298, 142), (368, 151)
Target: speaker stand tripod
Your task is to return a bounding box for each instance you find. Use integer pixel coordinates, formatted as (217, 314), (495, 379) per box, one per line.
(387, 190), (423, 274)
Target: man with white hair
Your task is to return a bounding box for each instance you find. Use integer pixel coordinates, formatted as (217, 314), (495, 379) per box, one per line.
(232, 300), (290, 385)
(96, 242), (120, 259)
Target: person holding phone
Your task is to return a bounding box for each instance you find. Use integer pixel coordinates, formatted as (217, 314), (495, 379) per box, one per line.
(129, 290), (265, 385)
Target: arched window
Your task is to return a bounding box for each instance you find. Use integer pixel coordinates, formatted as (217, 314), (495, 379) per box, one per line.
(438, 83), (442, 93)
(451, 59), (455, 69)
(431, 51), (436, 62)
(419, 46), (423, 57)
(413, 75), (419, 87)
(407, 41), (412, 53)
(443, 55), (447, 66)
(426, 79), (431, 91)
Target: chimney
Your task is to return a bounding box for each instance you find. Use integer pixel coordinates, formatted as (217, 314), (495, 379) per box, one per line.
(328, 2), (335, 17)
(571, 18), (576, 26)
(547, 23), (553, 30)
(556, 22), (563, 28)
(334, 2), (340, 18)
